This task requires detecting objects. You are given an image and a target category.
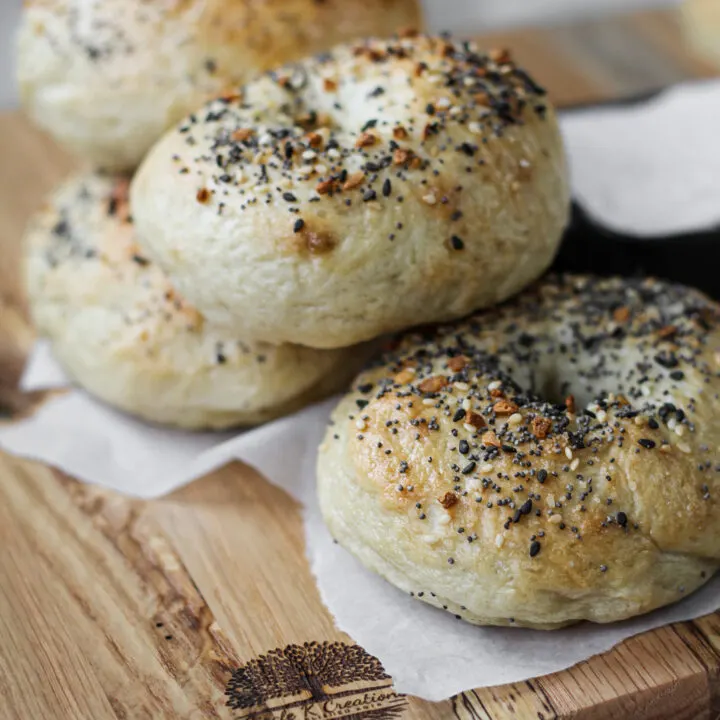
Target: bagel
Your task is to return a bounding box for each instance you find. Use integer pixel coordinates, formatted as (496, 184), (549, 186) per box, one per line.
(16, 0), (422, 171)
(24, 171), (369, 429)
(683, 0), (720, 67)
(130, 35), (570, 349)
(317, 275), (720, 628)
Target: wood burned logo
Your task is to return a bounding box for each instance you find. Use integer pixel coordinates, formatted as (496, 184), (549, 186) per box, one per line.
(225, 641), (407, 720)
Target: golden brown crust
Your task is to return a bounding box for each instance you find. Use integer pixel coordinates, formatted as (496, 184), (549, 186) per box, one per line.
(318, 276), (720, 627)
(17, 0), (422, 170)
(194, 0), (423, 81)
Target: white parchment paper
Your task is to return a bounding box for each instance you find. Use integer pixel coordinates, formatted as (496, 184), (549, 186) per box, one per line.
(3, 83), (720, 700)
(2, 343), (720, 701)
(560, 79), (720, 236)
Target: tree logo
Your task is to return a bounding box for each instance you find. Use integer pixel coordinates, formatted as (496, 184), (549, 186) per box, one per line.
(225, 641), (407, 720)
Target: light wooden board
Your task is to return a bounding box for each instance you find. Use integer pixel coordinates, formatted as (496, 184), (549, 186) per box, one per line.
(2, 8), (720, 719)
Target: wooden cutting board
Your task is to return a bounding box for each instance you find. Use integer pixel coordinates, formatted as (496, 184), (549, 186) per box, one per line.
(2, 9), (720, 720)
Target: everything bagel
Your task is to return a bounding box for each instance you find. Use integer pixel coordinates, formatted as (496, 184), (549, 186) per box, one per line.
(16, 0), (421, 171)
(24, 172), (369, 429)
(317, 275), (720, 628)
(131, 35), (570, 349)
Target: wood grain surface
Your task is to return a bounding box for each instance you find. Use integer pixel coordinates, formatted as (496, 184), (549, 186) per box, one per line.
(1, 8), (720, 720)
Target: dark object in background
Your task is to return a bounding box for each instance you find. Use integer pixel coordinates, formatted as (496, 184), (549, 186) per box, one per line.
(553, 203), (720, 300)
(554, 91), (719, 300)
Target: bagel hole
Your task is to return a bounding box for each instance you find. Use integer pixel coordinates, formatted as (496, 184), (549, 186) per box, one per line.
(507, 354), (601, 412)
(532, 372), (574, 408)
(490, 318), (655, 414)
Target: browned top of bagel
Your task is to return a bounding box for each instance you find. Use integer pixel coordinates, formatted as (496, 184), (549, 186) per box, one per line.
(318, 276), (720, 627)
(131, 35), (569, 347)
(17, 0), (422, 170)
